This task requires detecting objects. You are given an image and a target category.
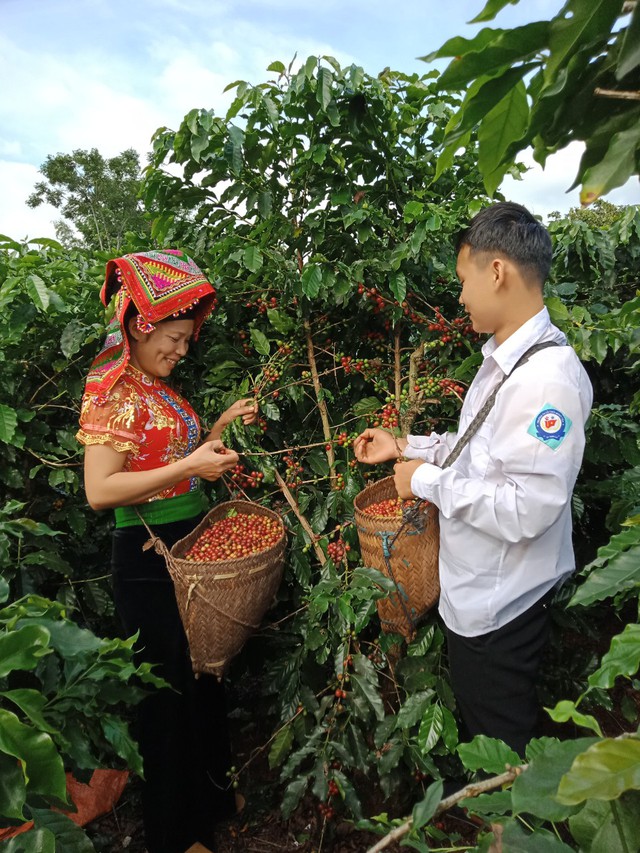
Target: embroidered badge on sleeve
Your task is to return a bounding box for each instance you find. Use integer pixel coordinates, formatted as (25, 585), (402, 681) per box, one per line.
(527, 403), (572, 450)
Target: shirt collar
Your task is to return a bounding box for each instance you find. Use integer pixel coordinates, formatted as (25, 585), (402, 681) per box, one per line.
(481, 307), (566, 375)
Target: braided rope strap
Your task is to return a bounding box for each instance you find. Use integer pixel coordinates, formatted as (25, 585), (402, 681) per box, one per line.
(441, 340), (560, 469)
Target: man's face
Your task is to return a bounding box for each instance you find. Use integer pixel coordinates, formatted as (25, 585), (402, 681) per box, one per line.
(456, 244), (500, 336)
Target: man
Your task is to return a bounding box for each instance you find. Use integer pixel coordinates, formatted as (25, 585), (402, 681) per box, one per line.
(354, 202), (593, 756)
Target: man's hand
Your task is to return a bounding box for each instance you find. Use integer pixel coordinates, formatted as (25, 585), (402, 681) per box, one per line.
(353, 429), (406, 464)
(393, 459), (425, 499)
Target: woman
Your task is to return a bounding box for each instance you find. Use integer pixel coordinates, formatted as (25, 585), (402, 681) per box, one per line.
(77, 249), (256, 853)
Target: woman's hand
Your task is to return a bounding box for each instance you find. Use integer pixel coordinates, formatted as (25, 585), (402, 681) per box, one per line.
(353, 429), (406, 465)
(206, 399), (259, 441)
(222, 398), (259, 426)
(186, 440), (239, 481)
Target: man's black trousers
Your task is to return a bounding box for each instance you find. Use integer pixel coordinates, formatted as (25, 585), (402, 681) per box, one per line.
(446, 591), (553, 758)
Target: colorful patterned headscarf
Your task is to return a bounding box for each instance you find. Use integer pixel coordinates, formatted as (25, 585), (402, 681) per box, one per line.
(82, 249), (217, 402)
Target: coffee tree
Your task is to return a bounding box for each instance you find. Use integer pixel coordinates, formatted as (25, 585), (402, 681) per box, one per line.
(0, 54), (639, 850)
(141, 57), (493, 818)
(141, 56), (640, 848)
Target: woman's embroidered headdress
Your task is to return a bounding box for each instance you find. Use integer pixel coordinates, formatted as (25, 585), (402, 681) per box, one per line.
(82, 249), (217, 401)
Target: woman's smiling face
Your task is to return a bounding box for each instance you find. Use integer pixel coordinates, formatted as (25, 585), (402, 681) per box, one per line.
(128, 318), (195, 379)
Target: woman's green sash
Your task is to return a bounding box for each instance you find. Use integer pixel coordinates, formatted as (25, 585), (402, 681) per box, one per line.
(114, 490), (206, 528)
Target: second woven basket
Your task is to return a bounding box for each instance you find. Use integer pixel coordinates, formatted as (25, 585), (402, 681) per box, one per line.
(150, 500), (286, 679)
(354, 476), (439, 642)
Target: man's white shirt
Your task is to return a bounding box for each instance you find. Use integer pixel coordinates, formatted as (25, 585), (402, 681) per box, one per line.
(404, 308), (593, 637)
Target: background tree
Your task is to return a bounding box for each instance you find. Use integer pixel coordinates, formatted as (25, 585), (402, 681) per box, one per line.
(27, 148), (150, 251)
(424, 0), (640, 203)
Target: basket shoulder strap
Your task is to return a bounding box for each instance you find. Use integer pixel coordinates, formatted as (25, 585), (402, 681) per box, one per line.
(135, 507), (173, 563)
(442, 341), (560, 470)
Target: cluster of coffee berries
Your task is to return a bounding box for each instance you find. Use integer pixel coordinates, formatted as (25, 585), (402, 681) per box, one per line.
(327, 537), (350, 562)
(318, 801), (335, 820)
(340, 354), (354, 374)
(237, 330), (252, 356)
(229, 463), (264, 490)
(439, 377), (465, 397)
(225, 765), (240, 789)
(427, 309), (478, 347)
(369, 397), (403, 427)
(245, 295), (278, 314)
(413, 374), (442, 396)
(253, 366), (281, 400)
(283, 454), (304, 487)
(367, 643), (385, 666)
(261, 366), (280, 385)
(380, 403), (399, 429)
(358, 284), (388, 315)
(333, 472), (345, 491)
(184, 512), (281, 561)
(336, 353), (381, 377)
(258, 417), (268, 434)
(336, 431), (354, 447)
(364, 330), (387, 353)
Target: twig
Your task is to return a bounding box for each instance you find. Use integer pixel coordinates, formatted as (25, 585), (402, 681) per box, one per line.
(264, 604), (309, 629)
(594, 87), (640, 101)
(393, 325), (402, 402)
(27, 448), (83, 468)
(304, 319), (336, 481)
(366, 764), (529, 852)
(27, 355), (86, 406)
(401, 342), (426, 435)
(274, 469), (327, 565)
(240, 439), (334, 457)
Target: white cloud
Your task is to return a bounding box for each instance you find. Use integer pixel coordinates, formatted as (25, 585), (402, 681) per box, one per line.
(502, 142), (639, 220)
(0, 162), (58, 240)
(1, 0), (634, 242)
(155, 56), (235, 119)
(0, 140), (23, 158)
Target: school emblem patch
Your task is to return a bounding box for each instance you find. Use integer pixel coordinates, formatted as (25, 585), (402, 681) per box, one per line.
(527, 404), (572, 450)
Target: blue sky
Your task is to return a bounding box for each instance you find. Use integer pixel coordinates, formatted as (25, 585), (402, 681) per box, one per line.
(1, 0), (636, 240)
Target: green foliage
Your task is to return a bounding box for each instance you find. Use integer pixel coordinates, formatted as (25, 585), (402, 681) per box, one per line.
(557, 736), (640, 804)
(361, 732), (640, 850)
(0, 53), (639, 850)
(27, 148), (151, 251)
(0, 239), (136, 616)
(0, 591), (166, 845)
(424, 0), (640, 203)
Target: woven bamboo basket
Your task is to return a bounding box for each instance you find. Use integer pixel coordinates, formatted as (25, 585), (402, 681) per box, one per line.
(354, 476), (439, 642)
(145, 501), (286, 678)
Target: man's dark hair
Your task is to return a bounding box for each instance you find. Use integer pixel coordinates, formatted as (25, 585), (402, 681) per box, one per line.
(456, 202), (552, 285)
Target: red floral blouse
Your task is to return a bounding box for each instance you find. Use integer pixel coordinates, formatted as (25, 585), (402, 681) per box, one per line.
(76, 365), (200, 500)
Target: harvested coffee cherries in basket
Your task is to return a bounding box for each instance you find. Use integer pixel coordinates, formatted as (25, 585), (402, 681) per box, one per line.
(185, 510), (282, 561)
(364, 497), (425, 517)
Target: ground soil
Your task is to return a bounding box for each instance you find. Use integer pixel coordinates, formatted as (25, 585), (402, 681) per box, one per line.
(86, 774), (483, 853)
